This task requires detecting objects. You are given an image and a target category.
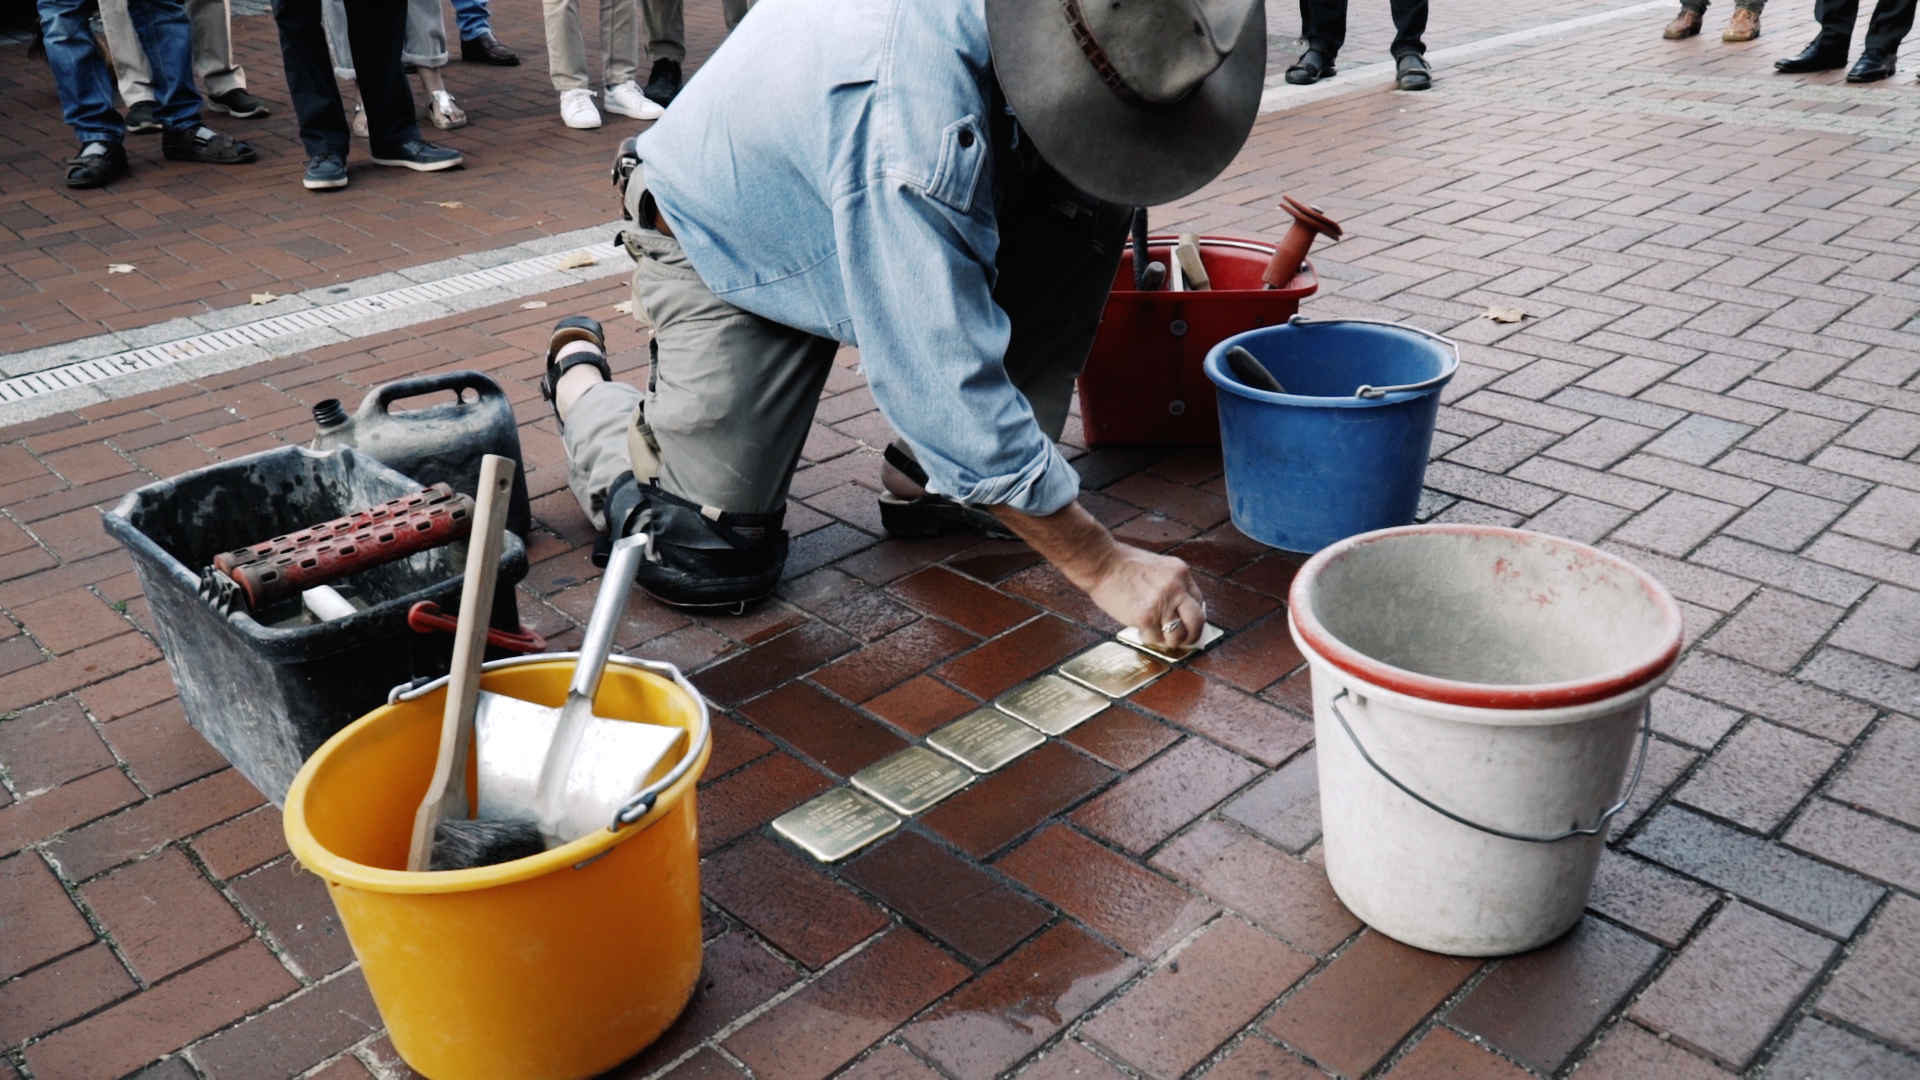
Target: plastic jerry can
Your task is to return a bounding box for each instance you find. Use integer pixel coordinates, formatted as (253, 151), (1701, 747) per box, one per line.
(312, 371), (533, 538)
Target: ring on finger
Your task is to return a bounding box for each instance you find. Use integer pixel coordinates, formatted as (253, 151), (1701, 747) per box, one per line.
(1162, 619), (1183, 635)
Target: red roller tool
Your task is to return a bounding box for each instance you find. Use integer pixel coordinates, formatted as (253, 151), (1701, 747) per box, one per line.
(209, 484), (475, 611)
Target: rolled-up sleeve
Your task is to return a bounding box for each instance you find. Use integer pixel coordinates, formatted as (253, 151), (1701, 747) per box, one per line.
(832, 178), (1080, 516)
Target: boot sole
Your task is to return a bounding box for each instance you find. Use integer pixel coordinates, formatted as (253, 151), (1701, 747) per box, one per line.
(302, 175), (349, 190)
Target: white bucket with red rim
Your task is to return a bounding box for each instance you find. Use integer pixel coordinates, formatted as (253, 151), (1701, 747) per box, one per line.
(1288, 525), (1683, 956)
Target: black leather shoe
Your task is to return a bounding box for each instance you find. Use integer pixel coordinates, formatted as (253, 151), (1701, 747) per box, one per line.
(370, 139), (463, 171)
(643, 57), (683, 106)
(64, 142), (128, 188)
(1285, 47), (1335, 85)
(161, 125), (256, 164)
(1846, 48), (1897, 81)
(1775, 40), (1848, 72)
(460, 33), (520, 65)
(1396, 52), (1431, 90)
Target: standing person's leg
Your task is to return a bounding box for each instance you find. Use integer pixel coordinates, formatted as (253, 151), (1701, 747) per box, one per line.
(642, 0), (684, 66)
(320, 0), (370, 136)
(1286, 0), (1343, 82)
(129, 0), (254, 162)
(1862, 0), (1916, 53)
(1665, 0), (1708, 39)
(273, 0), (351, 158)
(99, 0), (159, 117)
(405, 0), (467, 129)
(1721, 0), (1761, 41)
(543, 0), (589, 91)
(1778, 0), (1855, 68)
(600, 0), (640, 92)
(640, 0), (684, 103)
(454, 0), (519, 62)
(36, 0), (132, 185)
(543, 0), (599, 125)
(720, 0), (753, 30)
(190, 0), (245, 98)
(1389, 0), (1430, 89)
(1847, 0), (1913, 77)
(340, 0), (421, 154)
(601, 0), (660, 118)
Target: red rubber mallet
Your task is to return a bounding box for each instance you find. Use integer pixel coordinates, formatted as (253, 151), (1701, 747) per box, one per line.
(1262, 197), (1344, 289)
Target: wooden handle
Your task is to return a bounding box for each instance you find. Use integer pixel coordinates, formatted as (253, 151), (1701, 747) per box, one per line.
(407, 454), (517, 872)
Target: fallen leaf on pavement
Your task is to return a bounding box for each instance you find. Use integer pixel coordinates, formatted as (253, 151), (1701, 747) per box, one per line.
(250, 292), (277, 305)
(107, 264), (135, 274)
(1484, 306), (1526, 323)
(555, 251), (597, 270)
(612, 300), (634, 315)
(434, 200), (465, 209)
(521, 300), (548, 309)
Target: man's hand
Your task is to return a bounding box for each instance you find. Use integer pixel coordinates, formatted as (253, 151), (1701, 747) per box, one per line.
(989, 500), (1206, 647)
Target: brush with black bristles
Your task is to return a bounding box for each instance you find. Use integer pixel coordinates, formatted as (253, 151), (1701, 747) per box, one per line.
(407, 455), (544, 872)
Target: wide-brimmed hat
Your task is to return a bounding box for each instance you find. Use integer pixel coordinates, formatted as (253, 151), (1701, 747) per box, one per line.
(987, 0), (1266, 207)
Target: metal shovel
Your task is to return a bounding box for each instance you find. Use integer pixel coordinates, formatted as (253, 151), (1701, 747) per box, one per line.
(472, 532), (686, 848)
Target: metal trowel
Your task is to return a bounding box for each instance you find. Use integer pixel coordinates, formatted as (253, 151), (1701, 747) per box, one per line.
(473, 532), (685, 847)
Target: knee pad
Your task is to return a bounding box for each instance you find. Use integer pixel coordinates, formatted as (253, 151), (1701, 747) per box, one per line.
(631, 483), (788, 610)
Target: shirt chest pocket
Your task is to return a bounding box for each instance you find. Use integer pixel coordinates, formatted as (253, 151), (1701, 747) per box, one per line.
(924, 115), (987, 215)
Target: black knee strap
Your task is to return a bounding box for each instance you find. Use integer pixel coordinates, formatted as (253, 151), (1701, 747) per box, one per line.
(644, 483), (785, 554)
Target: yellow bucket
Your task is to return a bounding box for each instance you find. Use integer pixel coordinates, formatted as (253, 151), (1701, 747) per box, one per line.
(283, 655), (711, 1080)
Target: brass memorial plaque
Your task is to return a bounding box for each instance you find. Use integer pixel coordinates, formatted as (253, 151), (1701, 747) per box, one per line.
(1061, 642), (1171, 697)
(850, 746), (973, 815)
(928, 709), (1046, 772)
(1119, 622), (1227, 662)
(772, 787), (901, 862)
(994, 674), (1110, 736)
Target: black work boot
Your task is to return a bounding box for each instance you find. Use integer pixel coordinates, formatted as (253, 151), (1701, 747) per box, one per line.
(621, 481), (787, 611)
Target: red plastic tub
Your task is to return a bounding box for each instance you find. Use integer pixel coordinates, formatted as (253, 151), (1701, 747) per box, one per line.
(1077, 236), (1317, 446)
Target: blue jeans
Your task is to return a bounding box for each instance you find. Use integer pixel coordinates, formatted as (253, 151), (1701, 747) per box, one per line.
(451, 0), (490, 41)
(37, 0), (201, 144)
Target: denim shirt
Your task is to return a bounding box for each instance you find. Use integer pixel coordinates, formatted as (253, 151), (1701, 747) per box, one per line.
(634, 0), (1080, 515)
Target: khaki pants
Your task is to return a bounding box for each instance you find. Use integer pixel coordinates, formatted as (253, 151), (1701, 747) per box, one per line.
(564, 167), (1126, 530)
(100, 0), (245, 102)
(544, 0), (639, 91)
(640, 0), (753, 64)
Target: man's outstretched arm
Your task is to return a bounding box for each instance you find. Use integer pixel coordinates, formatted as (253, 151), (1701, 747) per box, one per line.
(989, 501), (1206, 648)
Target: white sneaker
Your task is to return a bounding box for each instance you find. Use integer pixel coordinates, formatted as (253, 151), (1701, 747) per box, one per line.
(559, 88), (601, 129)
(603, 80), (664, 121)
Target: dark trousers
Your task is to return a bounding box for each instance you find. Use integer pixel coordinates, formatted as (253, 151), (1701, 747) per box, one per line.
(271, 0), (418, 158)
(1302, 0), (1428, 59)
(1813, 0), (1917, 53)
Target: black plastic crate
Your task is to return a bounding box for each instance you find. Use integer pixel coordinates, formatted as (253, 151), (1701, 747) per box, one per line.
(103, 446), (528, 803)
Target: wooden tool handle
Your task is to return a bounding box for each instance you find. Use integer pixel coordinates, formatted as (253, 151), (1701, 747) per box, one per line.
(406, 454), (517, 872)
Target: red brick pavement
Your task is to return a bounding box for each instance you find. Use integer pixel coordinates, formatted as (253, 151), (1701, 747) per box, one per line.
(4, 2), (1920, 1078)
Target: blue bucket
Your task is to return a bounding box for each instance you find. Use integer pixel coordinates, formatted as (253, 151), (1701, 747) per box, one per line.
(1204, 316), (1458, 553)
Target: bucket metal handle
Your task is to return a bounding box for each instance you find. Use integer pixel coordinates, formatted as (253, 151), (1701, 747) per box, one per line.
(1284, 314), (1461, 399)
(1325, 688), (1652, 845)
(388, 651), (712, 835)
